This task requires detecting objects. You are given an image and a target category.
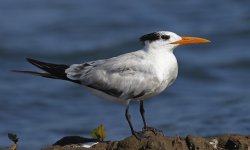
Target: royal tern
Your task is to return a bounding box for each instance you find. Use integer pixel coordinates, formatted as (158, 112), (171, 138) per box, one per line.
(14, 31), (210, 139)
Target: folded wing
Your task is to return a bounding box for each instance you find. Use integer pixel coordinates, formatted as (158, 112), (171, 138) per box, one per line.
(66, 52), (160, 100)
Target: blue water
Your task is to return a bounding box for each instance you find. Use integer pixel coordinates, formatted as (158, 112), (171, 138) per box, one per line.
(0, 0), (250, 149)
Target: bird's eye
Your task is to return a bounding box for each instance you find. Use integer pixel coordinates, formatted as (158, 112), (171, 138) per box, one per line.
(161, 35), (170, 40)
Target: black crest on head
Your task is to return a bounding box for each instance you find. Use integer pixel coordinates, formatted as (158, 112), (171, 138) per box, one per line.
(140, 32), (161, 42)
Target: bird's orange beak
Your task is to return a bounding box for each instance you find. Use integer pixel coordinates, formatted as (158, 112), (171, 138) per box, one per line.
(171, 36), (210, 45)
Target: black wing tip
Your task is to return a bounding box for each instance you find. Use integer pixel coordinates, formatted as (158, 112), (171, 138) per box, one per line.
(12, 70), (35, 73)
(17, 58), (81, 84)
(26, 57), (33, 62)
(11, 70), (22, 73)
(26, 58), (40, 64)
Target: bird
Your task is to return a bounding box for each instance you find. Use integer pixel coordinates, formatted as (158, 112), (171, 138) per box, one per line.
(14, 31), (210, 139)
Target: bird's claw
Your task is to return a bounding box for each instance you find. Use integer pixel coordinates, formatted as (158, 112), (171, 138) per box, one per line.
(142, 126), (164, 136)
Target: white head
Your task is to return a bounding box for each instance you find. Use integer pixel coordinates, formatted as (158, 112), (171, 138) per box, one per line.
(140, 31), (210, 52)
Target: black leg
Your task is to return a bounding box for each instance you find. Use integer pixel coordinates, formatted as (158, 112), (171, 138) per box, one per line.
(139, 101), (164, 135)
(125, 104), (135, 134)
(140, 101), (147, 129)
(125, 102), (141, 139)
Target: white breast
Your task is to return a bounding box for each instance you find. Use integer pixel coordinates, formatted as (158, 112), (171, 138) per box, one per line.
(149, 50), (178, 95)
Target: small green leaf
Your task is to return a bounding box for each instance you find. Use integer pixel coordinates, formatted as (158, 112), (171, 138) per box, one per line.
(91, 129), (98, 139)
(8, 133), (18, 144)
(91, 124), (106, 141)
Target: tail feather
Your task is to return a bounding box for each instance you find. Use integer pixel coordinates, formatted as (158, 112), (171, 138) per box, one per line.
(26, 58), (69, 80)
(14, 58), (81, 84)
(12, 70), (58, 79)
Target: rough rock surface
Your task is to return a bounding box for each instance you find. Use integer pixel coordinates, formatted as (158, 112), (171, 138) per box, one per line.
(42, 131), (250, 150)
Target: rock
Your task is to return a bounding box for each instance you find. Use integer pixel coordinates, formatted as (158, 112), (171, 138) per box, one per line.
(42, 131), (250, 150)
(0, 144), (17, 150)
(218, 134), (250, 150)
(185, 135), (214, 150)
(53, 136), (99, 146)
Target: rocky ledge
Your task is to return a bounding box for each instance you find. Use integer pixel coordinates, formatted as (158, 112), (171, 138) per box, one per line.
(41, 131), (250, 150)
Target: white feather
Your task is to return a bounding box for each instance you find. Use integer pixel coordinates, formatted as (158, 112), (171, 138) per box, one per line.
(65, 31), (180, 104)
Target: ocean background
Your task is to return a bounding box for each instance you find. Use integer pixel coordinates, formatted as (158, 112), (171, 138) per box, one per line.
(0, 0), (250, 149)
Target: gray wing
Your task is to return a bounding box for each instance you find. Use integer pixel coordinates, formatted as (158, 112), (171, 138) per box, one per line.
(65, 51), (160, 100)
